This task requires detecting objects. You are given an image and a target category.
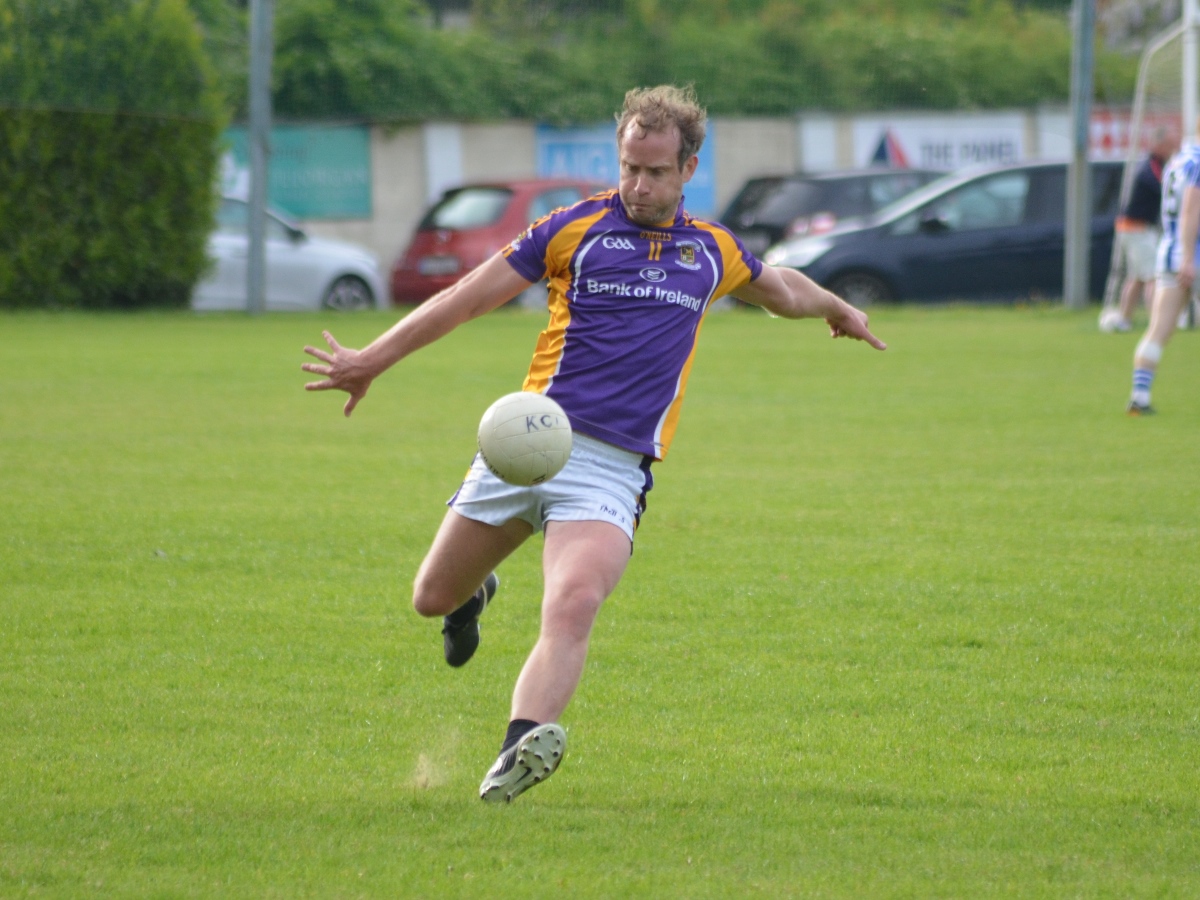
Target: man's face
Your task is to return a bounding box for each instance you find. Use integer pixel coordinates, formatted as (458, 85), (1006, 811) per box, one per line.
(617, 125), (698, 227)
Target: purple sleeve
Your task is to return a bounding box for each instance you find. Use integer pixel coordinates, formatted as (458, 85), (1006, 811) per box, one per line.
(722, 224), (763, 286)
(744, 242), (764, 281)
(502, 218), (554, 283)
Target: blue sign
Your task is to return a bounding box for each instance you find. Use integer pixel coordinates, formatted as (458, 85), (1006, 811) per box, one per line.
(536, 123), (717, 217)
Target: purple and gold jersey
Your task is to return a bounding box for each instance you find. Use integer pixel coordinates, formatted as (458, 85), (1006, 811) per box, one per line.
(503, 190), (762, 460)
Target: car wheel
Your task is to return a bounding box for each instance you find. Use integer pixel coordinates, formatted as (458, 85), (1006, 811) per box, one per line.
(322, 276), (374, 311)
(827, 272), (894, 307)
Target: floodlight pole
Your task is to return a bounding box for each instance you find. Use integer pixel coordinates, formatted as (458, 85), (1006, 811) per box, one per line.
(247, 0), (274, 316)
(1064, 0), (1095, 310)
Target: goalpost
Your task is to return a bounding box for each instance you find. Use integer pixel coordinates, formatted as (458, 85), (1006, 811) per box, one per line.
(1100, 5), (1198, 328)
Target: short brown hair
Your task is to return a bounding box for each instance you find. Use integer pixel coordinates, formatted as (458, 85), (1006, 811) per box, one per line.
(615, 84), (707, 171)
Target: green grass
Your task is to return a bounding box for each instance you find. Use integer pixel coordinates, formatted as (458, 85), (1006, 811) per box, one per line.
(1, 305), (1197, 898)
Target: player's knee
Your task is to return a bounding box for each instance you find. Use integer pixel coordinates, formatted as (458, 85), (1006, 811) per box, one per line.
(1135, 337), (1163, 364)
(411, 587), (438, 618)
(411, 573), (452, 618)
(542, 585), (605, 641)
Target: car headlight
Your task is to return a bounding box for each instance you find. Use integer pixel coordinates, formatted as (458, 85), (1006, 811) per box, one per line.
(764, 238), (833, 269)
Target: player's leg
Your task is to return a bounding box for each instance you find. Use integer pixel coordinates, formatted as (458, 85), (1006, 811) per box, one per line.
(1129, 280), (1186, 414)
(412, 509), (531, 616)
(512, 519), (632, 722)
(1101, 234), (1133, 332)
(479, 519), (631, 803)
(1117, 231), (1158, 329)
(1116, 275), (1141, 329)
(413, 509), (533, 666)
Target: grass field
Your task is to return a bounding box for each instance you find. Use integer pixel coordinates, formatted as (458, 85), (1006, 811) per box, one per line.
(2, 305), (1198, 898)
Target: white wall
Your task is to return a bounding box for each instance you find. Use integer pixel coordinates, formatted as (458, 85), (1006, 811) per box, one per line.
(304, 124), (426, 270)
(304, 106), (1133, 275)
(712, 118), (798, 213)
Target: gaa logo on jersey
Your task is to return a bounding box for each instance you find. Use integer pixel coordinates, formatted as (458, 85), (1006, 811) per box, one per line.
(602, 236), (636, 251)
(675, 240), (701, 270)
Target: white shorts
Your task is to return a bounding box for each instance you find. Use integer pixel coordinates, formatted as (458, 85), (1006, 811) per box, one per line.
(1118, 228), (1159, 282)
(1156, 266), (1194, 290)
(448, 432), (654, 543)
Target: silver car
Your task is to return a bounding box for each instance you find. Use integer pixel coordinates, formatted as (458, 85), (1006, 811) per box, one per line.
(192, 197), (385, 311)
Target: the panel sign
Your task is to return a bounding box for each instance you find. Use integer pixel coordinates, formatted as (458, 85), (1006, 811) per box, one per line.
(221, 124), (371, 220)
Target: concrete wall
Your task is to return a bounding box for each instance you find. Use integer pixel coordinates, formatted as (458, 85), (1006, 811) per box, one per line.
(712, 118), (799, 213)
(302, 106), (1130, 275)
(308, 118), (809, 266)
(305, 124), (425, 270)
(307, 121), (541, 269)
(462, 122), (538, 182)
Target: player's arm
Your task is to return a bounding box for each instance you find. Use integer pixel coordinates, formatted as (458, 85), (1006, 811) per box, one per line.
(1176, 183), (1200, 289)
(302, 253), (534, 416)
(733, 264), (886, 350)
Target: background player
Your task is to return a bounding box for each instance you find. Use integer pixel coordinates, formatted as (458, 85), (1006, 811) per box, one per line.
(1128, 128), (1200, 414)
(1101, 125), (1177, 333)
(302, 85), (885, 802)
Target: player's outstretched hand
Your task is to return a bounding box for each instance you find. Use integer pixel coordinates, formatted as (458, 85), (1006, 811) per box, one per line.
(302, 330), (373, 416)
(827, 303), (887, 351)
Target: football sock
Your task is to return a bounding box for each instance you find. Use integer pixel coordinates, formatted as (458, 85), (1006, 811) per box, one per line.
(1132, 367), (1155, 405)
(501, 719), (540, 754)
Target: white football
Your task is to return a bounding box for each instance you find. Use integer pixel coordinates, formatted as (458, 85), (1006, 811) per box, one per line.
(477, 391), (573, 486)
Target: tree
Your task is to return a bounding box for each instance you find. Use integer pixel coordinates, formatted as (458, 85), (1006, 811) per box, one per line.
(0, 0), (225, 309)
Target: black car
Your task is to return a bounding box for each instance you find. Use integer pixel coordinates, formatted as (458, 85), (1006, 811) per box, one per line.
(722, 168), (945, 257)
(764, 161), (1124, 304)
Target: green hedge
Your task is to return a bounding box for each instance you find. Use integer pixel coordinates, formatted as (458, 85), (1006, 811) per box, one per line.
(252, 0), (1137, 123)
(0, 0), (223, 309)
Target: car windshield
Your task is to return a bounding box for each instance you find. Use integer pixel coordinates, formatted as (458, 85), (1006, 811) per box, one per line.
(751, 181), (829, 225)
(869, 171), (972, 224)
(869, 163), (1121, 230)
(721, 177), (786, 223)
(926, 172), (1030, 231)
(528, 187), (584, 223)
(216, 198), (292, 241)
(747, 175), (933, 227)
(420, 187), (513, 230)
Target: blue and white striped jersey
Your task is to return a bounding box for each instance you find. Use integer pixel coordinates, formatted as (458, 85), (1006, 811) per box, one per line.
(1156, 141), (1200, 274)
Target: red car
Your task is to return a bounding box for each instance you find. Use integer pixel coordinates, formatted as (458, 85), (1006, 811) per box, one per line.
(390, 178), (610, 304)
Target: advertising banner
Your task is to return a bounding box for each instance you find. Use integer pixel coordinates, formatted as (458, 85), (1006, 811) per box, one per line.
(852, 113), (1026, 170)
(221, 124), (371, 220)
